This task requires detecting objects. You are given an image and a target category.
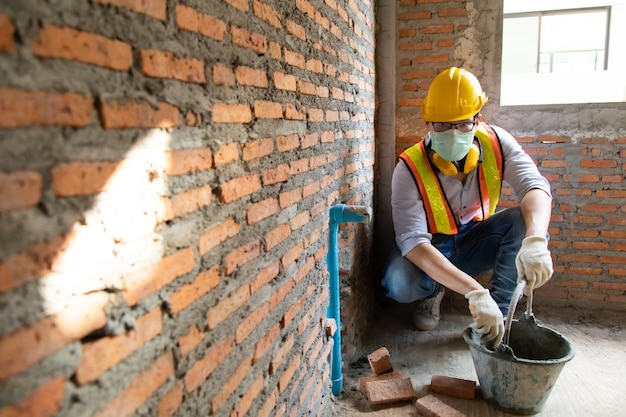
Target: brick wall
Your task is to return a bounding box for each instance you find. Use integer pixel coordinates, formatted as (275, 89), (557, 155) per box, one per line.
(0, 0), (375, 416)
(394, 0), (626, 310)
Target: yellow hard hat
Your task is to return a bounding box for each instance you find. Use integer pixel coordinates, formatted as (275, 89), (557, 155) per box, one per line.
(421, 67), (488, 122)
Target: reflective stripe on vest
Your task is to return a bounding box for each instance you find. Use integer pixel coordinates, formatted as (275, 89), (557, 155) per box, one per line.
(398, 123), (503, 235)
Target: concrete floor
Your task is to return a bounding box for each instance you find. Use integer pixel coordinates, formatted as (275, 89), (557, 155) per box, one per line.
(331, 294), (625, 416)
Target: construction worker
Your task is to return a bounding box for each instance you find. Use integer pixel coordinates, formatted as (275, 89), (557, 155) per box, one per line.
(382, 67), (553, 346)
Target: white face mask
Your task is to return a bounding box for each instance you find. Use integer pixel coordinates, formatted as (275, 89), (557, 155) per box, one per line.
(430, 128), (475, 161)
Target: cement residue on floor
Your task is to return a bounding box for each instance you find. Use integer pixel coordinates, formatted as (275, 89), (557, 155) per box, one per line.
(331, 294), (625, 417)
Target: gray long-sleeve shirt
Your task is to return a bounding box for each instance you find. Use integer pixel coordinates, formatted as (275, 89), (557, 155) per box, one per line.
(392, 125), (552, 256)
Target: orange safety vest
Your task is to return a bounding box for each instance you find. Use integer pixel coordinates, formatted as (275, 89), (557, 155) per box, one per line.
(398, 123), (504, 235)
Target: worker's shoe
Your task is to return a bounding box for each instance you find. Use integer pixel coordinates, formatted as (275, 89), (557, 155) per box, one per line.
(412, 288), (445, 331)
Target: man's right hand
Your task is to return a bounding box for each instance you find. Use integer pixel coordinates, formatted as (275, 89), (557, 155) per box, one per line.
(465, 289), (504, 346)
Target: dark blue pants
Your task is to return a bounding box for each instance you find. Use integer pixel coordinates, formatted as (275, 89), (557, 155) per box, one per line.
(381, 207), (526, 315)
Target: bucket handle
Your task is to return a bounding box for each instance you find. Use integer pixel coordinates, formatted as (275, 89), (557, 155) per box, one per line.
(503, 280), (535, 347)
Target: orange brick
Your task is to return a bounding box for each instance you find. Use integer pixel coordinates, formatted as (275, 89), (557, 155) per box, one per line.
(176, 4), (227, 40)
(285, 103), (306, 120)
(415, 394), (466, 417)
(0, 88), (93, 128)
(0, 14), (15, 53)
(178, 325), (204, 357)
(123, 247), (195, 306)
(224, 0), (249, 12)
(218, 174), (261, 203)
(207, 285), (250, 329)
(0, 171), (42, 212)
(242, 137), (274, 161)
(253, 322), (280, 364)
(286, 20), (306, 40)
(367, 347), (393, 375)
(236, 66), (269, 87)
(279, 355), (300, 392)
(99, 99), (179, 129)
(247, 198), (279, 224)
(363, 377), (416, 406)
(94, 352), (174, 417)
(162, 184), (212, 221)
(212, 103), (252, 124)
(236, 303), (269, 343)
(281, 241), (303, 267)
(198, 217), (240, 255)
(212, 356), (252, 413)
(93, 0), (166, 20)
(230, 25), (267, 54)
(430, 375), (476, 399)
(168, 265), (220, 313)
(32, 25), (132, 70)
(250, 261), (280, 294)
(0, 292), (108, 381)
(185, 339), (232, 392)
(214, 142), (240, 166)
(76, 308), (163, 385)
(284, 49), (304, 69)
(274, 72), (297, 91)
(277, 134), (300, 152)
(264, 223), (291, 251)
(140, 49), (205, 83)
(254, 100), (282, 119)
(263, 164), (290, 185)
(212, 63), (236, 87)
(269, 334), (295, 374)
(269, 279), (293, 309)
(224, 240), (260, 274)
(165, 148), (213, 176)
(279, 187), (302, 208)
(50, 161), (117, 197)
(157, 382), (183, 417)
(253, 0), (281, 28)
(232, 373), (264, 417)
(0, 374), (65, 417)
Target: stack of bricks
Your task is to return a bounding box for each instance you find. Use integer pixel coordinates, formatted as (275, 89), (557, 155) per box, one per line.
(0, 0), (375, 416)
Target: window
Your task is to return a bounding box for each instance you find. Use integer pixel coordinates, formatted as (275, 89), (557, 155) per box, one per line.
(501, 0), (626, 105)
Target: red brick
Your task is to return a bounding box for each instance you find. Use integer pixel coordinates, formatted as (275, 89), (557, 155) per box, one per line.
(263, 164), (290, 185)
(213, 63), (236, 86)
(51, 161), (117, 197)
(415, 394), (466, 417)
(285, 103), (306, 120)
(0, 292), (108, 381)
(212, 103), (252, 124)
(277, 134), (300, 152)
(165, 184), (212, 220)
(165, 148), (213, 176)
(231, 25), (267, 54)
(93, 0), (166, 20)
(207, 285), (250, 329)
(140, 49), (205, 83)
(176, 5), (227, 40)
(0, 171), (42, 212)
(214, 142), (240, 166)
(279, 187), (302, 208)
(236, 303), (269, 343)
(269, 279), (293, 309)
(254, 100), (282, 119)
(0, 374), (65, 417)
(367, 347), (393, 375)
(269, 334), (295, 374)
(185, 339), (232, 392)
(430, 375), (476, 399)
(123, 247), (195, 306)
(253, 0), (282, 28)
(224, 240), (260, 274)
(253, 323), (280, 364)
(94, 352), (175, 417)
(281, 241), (303, 267)
(231, 373), (264, 417)
(363, 377), (416, 405)
(286, 20), (306, 40)
(278, 354), (300, 393)
(265, 223), (291, 251)
(76, 308), (163, 385)
(32, 25), (132, 71)
(236, 66), (269, 87)
(157, 382), (183, 417)
(0, 88), (93, 128)
(284, 49), (305, 69)
(219, 174), (261, 203)
(250, 261), (280, 294)
(242, 138), (274, 161)
(99, 99), (179, 129)
(224, 0), (249, 12)
(247, 198), (279, 224)
(168, 265), (220, 313)
(198, 217), (240, 255)
(212, 356), (252, 413)
(178, 325), (204, 357)
(0, 14), (15, 53)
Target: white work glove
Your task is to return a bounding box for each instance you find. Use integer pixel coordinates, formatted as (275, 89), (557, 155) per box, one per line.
(465, 289), (504, 347)
(515, 236), (553, 295)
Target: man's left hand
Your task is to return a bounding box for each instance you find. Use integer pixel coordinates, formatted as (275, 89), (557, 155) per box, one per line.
(515, 236), (553, 294)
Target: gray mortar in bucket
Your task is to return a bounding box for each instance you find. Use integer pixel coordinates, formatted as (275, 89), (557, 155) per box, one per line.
(463, 282), (575, 415)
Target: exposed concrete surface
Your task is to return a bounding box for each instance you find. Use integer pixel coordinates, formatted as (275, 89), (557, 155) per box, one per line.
(331, 296), (626, 416)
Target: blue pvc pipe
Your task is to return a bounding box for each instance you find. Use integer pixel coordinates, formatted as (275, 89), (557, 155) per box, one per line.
(327, 204), (371, 396)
